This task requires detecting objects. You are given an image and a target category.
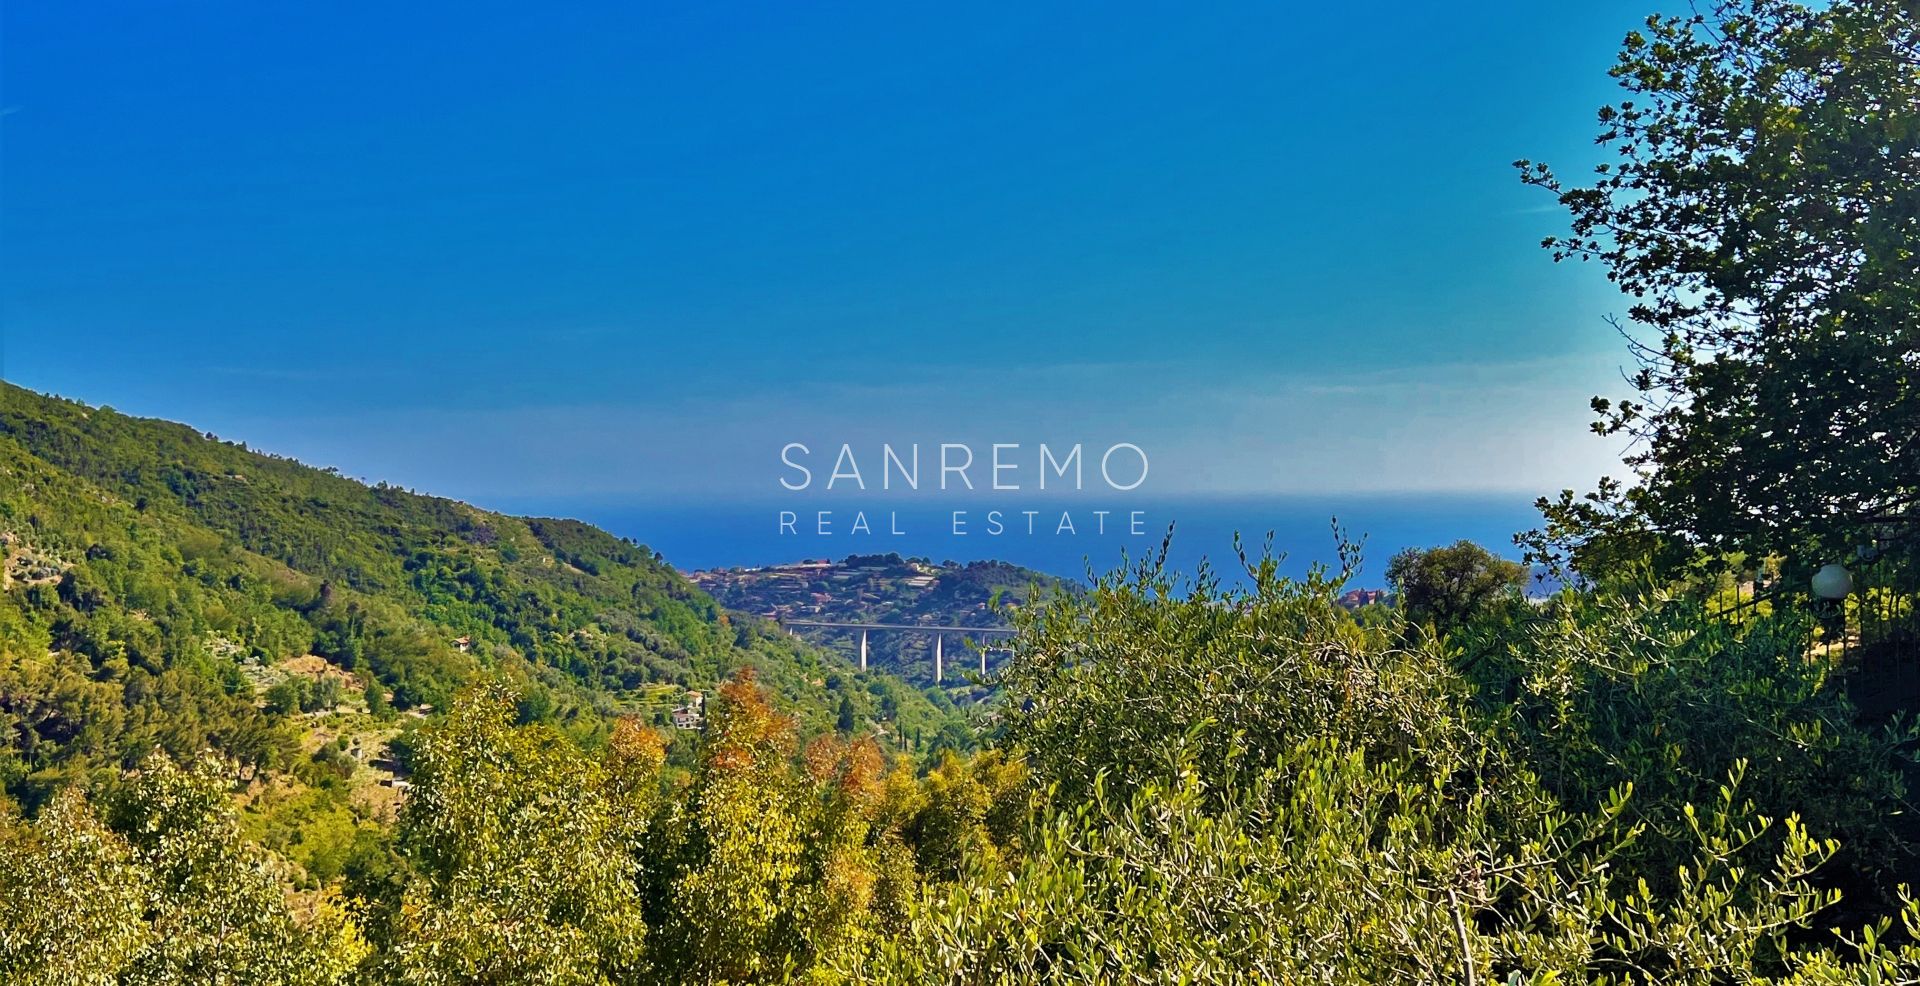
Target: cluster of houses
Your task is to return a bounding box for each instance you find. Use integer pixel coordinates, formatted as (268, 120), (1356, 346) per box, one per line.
(671, 690), (705, 730)
(687, 556), (944, 624)
(1336, 588), (1391, 609)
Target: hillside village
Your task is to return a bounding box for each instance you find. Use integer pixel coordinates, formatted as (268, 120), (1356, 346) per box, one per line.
(687, 553), (1063, 625)
(688, 554), (1064, 692)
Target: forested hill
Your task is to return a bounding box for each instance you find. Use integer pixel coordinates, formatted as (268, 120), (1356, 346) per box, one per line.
(0, 381), (961, 807)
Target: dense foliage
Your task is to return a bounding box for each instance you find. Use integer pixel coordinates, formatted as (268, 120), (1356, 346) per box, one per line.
(8, 547), (1920, 984)
(0, 380), (965, 945)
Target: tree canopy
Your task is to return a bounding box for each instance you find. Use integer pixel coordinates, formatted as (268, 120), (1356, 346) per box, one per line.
(1385, 540), (1529, 634)
(1519, 0), (1920, 578)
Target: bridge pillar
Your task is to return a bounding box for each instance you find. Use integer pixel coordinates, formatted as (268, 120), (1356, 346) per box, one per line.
(859, 629), (868, 671)
(980, 639), (987, 676)
(934, 634), (943, 684)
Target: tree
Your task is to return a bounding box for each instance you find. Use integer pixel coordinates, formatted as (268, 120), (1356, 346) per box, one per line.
(659, 669), (809, 983)
(848, 742), (1862, 985)
(264, 677), (308, 716)
(1385, 541), (1527, 634)
(836, 693), (857, 734)
(856, 547), (1916, 984)
(362, 673), (393, 719)
(0, 790), (149, 986)
(108, 753), (367, 985)
(1518, 0), (1920, 576)
(999, 550), (1473, 807)
(308, 674), (343, 712)
(378, 679), (650, 986)
(641, 669), (902, 983)
(792, 733), (889, 966)
(899, 750), (1026, 884)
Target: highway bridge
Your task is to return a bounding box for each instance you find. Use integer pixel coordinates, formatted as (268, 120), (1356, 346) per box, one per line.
(778, 619), (1015, 683)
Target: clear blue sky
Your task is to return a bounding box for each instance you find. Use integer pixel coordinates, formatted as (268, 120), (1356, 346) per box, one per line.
(2, 1), (1653, 504)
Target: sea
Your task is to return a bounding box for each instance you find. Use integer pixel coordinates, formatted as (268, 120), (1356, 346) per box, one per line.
(484, 492), (1551, 590)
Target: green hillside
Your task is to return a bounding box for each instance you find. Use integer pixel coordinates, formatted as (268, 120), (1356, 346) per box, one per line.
(0, 382), (963, 809)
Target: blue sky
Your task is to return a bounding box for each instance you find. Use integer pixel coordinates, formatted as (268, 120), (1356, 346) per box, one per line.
(3, 1), (1653, 504)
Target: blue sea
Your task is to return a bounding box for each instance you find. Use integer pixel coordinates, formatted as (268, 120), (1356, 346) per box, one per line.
(484, 493), (1550, 590)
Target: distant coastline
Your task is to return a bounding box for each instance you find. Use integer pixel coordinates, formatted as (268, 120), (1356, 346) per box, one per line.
(486, 492), (1549, 587)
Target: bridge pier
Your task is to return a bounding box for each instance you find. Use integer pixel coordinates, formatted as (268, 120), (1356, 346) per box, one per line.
(934, 634), (943, 684)
(859, 629), (868, 671)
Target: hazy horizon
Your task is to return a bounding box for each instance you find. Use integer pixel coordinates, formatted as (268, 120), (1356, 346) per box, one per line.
(483, 490), (1549, 588)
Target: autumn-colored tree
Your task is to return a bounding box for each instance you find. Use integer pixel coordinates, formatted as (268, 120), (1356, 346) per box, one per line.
(663, 669), (810, 983)
(645, 670), (914, 983)
(793, 733), (887, 965)
(606, 714), (670, 856)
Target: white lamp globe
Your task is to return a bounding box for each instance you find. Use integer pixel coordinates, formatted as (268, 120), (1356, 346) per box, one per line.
(1812, 563), (1854, 601)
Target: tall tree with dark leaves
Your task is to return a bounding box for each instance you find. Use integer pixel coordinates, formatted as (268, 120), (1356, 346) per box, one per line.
(1519, 0), (1920, 580)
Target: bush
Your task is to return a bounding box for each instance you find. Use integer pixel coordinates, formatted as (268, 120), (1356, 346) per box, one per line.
(997, 547), (1478, 807)
(1458, 585), (1917, 896)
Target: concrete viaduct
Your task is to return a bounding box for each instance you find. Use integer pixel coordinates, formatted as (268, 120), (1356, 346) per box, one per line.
(778, 619), (1015, 683)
